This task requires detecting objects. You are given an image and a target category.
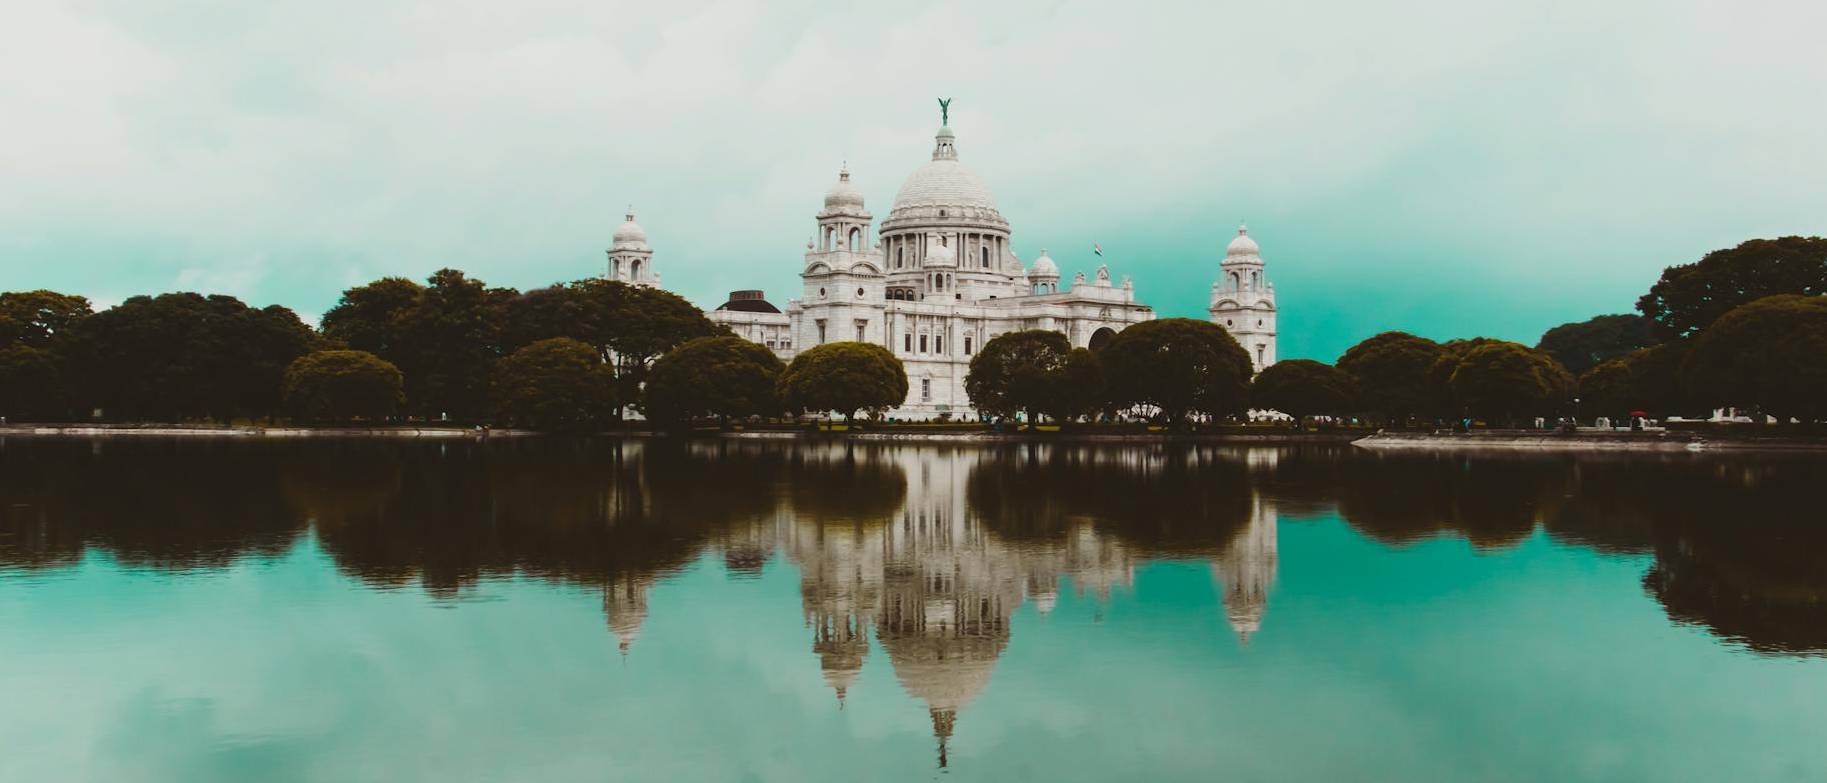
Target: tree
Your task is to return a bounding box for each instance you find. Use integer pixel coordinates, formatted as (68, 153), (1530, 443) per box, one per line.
(283, 350), (406, 424)
(391, 269), (510, 422)
(1250, 359), (1354, 427)
(0, 345), (62, 421)
(70, 293), (313, 422)
(1536, 314), (1656, 376)
(965, 330), (1073, 422)
(1043, 348), (1106, 425)
(1638, 236), (1827, 340)
(644, 336), (785, 426)
(1336, 331), (1442, 426)
(1578, 341), (1696, 421)
(1447, 341), (1575, 425)
(0, 290), (92, 349)
(565, 279), (723, 414)
(320, 277), (423, 358)
(778, 341), (907, 424)
(492, 338), (617, 431)
(1098, 318), (1252, 425)
(1683, 294), (1827, 423)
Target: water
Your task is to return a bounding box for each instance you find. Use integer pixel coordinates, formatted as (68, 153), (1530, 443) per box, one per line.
(2, 438), (1824, 782)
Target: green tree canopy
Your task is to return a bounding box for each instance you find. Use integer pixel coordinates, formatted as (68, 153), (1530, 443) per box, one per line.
(1250, 359), (1355, 425)
(0, 345), (63, 421)
(0, 290), (92, 349)
(1535, 314), (1656, 375)
(320, 277), (423, 358)
(1098, 318), (1252, 425)
(1446, 341), (1575, 424)
(1638, 236), (1827, 340)
(644, 336), (785, 426)
(965, 330), (1074, 422)
(391, 269), (513, 421)
(492, 338), (617, 431)
(1046, 348), (1106, 424)
(1336, 331), (1443, 426)
(71, 293), (313, 422)
(778, 341), (907, 424)
(502, 279), (722, 416)
(1577, 341), (1695, 420)
(283, 350), (406, 424)
(1683, 294), (1827, 422)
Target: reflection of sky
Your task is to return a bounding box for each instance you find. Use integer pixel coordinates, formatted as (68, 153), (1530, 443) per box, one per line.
(5, 516), (1825, 781)
(8, 2), (1827, 359)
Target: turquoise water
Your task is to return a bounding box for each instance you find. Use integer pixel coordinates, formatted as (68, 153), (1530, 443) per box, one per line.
(2, 439), (1824, 781)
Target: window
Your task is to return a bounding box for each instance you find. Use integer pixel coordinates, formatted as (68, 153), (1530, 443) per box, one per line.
(922, 379), (931, 401)
(982, 247), (990, 267)
(919, 334), (928, 353)
(856, 287), (864, 298)
(816, 320), (827, 344)
(819, 287), (826, 298)
(935, 336), (944, 354)
(897, 248), (904, 268)
(964, 336), (973, 355)
(855, 320), (867, 342)
(1257, 345), (1265, 366)
(904, 333), (913, 352)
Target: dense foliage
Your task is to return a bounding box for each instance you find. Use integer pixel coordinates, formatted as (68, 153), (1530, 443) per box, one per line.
(1683, 295), (1827, 423)
(644, 336), (785, 426)
(283, 350), (406, 424)
(1535, 314), (1656, 375)
(1250, 359), (1354, 426)
(492, 338), (618, 431)
(1446, 342), (1575, 424)
(1098, 318), (1252, 425)
(778, 342), (907, 424)
(1335, 331), (1442, 426)
(70, 293), (314, 422)
(1637, 236), (1827, 340)
(965, 330), (1073, 422)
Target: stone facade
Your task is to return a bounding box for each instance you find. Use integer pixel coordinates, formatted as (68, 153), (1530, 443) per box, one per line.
(685, 110), (1280, 420)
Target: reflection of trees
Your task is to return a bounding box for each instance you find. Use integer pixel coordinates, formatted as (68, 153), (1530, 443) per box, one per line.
(963, 443), (1253, 556)
(0, 439), (306, 570)
(1547, 458), (1827, 656)
(1330, 453), (1571, 550)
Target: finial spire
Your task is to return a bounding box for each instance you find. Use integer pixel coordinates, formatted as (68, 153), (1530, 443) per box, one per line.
(937, 96), (952, 126)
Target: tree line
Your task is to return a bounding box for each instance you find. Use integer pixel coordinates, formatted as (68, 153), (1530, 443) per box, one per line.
(2, 235), (1822, 429)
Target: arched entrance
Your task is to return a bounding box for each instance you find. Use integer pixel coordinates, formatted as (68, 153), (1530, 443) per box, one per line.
(1088, 326), (1118, 351)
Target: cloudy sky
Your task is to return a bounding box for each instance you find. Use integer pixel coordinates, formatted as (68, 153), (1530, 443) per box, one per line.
(4, 0), (1824, 360)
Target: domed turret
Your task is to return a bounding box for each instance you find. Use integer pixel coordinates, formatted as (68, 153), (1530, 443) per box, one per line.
(1226, 224), (1259, 258)
(1028, 249), (1060, 293)
(824, 166), (866, 214)
(613, 210), (649, 251)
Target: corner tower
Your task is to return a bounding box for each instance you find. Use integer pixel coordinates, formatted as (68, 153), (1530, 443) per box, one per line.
(607, 209), (659, 287)
(1209, 225), (1277, 372)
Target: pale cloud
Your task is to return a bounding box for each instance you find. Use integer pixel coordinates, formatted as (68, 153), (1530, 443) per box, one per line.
(2, 0), (1825, 359)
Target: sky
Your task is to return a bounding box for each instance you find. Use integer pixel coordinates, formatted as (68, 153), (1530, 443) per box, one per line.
(3, 0), (1825, 361)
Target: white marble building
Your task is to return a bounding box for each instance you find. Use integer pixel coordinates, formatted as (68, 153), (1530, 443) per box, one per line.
(688, 108), (1280, 419)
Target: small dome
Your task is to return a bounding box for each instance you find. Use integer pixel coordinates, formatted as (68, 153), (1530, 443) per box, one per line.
(613, 210), (649, 251)
(824, 167), (866, 212)
(1028, 249), (1059, 279)
(1226, 224), (1259, 257)
(924, 238), (958, 267)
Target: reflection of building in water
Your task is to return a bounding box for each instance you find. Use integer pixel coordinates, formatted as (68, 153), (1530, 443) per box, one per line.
(1212, 496), (1278, 643)
(780, 447), (1140, 767)
(603, 573), (653, 656)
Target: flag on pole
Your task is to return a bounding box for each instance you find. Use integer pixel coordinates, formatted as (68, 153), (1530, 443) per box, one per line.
(1093, 243), (1103, 257)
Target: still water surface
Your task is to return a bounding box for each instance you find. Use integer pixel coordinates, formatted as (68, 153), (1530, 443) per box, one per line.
(2, 438), (1825, 781)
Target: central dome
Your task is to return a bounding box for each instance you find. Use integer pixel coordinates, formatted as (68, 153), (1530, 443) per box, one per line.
(890, 125), (999, 214)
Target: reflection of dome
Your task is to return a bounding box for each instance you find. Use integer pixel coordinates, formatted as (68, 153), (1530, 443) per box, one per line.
(824, 167), (866, 213)
(613, 211), (650, 251)
(1028, 249), (1059, 279)
(891, 125), (999, 214)
(1226, 224), (1259, 257)
(603, 576), (650, 655)
(924, 237), (958, 267)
